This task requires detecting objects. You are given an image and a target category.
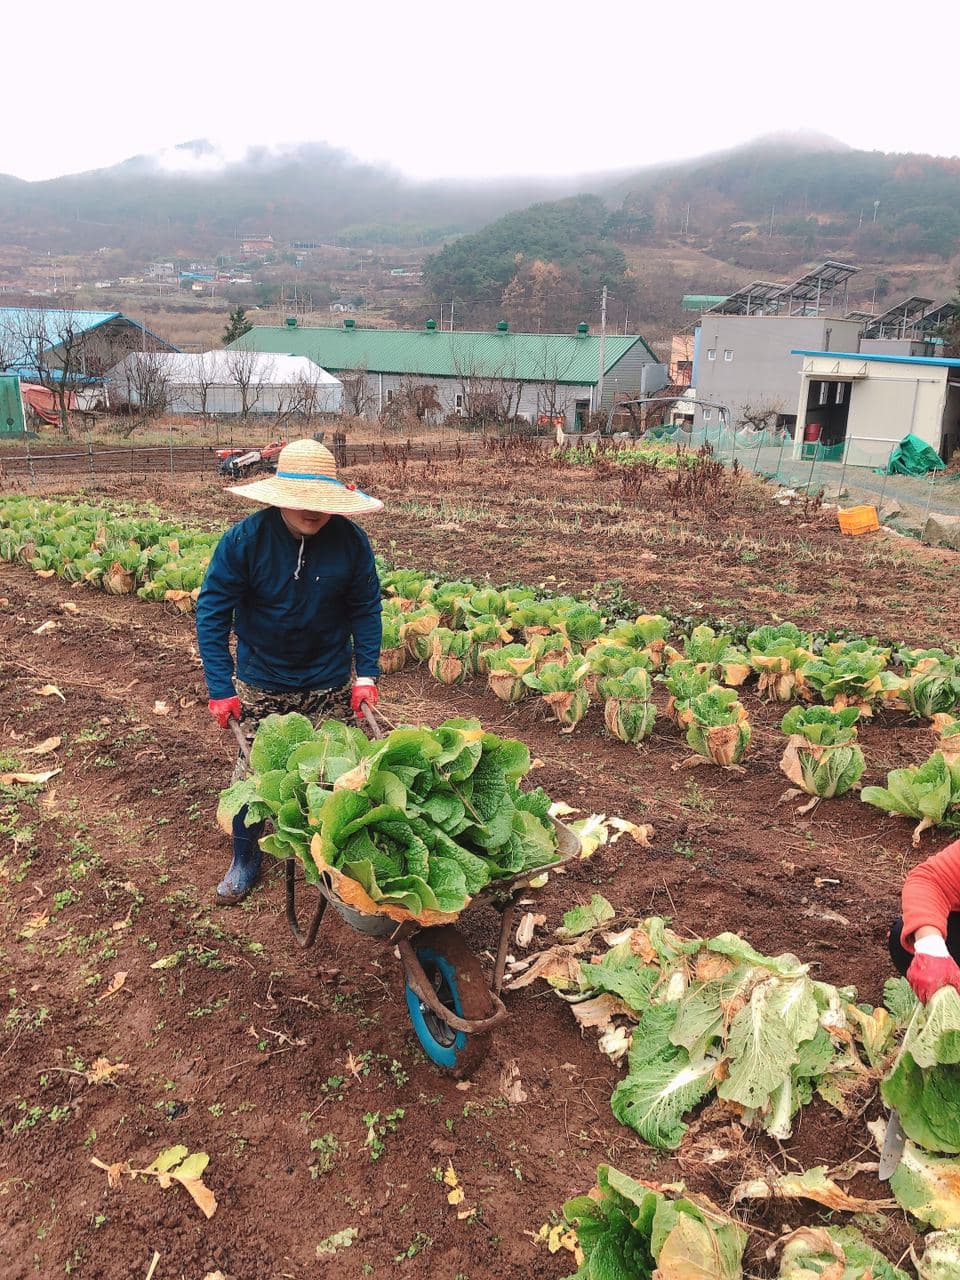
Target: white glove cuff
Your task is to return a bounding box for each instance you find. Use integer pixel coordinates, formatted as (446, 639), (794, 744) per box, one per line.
(354, 677), (376, 686)
(915, 934), (951, 958)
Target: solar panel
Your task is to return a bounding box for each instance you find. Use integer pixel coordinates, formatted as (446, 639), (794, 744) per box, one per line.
(704, 282), (784, 315)
(918, 301), (960, 333)
(862, 295), (933, 338)
(772, 261), (859, 309)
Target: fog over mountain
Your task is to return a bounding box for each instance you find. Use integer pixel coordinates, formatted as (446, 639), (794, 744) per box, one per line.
(1, 132), (958, 264)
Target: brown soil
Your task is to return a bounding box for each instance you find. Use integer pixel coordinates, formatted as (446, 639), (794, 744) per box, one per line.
(0, 457), (950, 1279)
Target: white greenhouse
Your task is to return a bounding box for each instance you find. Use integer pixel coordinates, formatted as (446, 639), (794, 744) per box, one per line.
(106, 351), (342, 416)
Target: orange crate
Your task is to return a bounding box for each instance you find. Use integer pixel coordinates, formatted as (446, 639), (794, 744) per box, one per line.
(837, 505), (879, 536)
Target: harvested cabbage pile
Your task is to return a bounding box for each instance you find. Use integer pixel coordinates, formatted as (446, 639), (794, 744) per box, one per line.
(520, 916), (896, 1149)
(218, 714), (560, 922)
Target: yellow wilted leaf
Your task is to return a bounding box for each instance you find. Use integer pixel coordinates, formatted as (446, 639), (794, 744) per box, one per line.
(442, 1163), (460, 1189)
(32, 620), (59, 635)
(20, 911), (49, 938)
(35, 684), (65, 701)
(607, 817), (655, 847)
(85, 1057), (129, 1085)
(0, 768), (61, 786)
(447, 1185), (465, 1206)
(90, 1156), (129, 1188)
(96, 971), (128, 1001)
(21, 736), (62, 756)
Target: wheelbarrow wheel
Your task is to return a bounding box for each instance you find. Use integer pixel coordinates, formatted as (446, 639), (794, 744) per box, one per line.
(403, 926), (493, 1078)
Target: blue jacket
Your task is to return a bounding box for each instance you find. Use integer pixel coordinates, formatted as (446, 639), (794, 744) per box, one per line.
(196, 507), (382, 700)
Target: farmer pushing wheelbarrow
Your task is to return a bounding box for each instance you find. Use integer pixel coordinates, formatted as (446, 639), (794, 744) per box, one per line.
(195, 438), (384, 905)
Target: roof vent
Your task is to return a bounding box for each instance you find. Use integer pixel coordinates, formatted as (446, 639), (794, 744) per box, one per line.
(344, 318), (356, 330)
(285, 315), (297, 327)
(425, 318), (437, 331)
(496, 320), (509, 332)
(576, 322), (589, 337)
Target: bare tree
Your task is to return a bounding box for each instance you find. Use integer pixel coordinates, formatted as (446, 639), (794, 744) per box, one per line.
(274, 369), (332, 425)
(194, 352), (216, 426)
(451, 343), (525, 431)
(739, 399), (786, 432)
(339, 364), (369, 417)
(107, 351), (172, 437)
(225, 347), (274, 420)
(532, 341), (576, 432)
(378, 377), (442, 431)
(11, 308), (86, 436)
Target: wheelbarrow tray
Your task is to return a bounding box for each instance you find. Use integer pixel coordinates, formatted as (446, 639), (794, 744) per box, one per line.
(307, 814), (581, 942)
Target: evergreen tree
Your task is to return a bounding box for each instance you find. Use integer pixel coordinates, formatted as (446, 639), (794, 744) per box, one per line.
(222, 306), (252, 346)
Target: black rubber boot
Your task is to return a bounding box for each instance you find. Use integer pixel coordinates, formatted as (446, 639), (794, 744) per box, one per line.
(216, 809), (265, 905)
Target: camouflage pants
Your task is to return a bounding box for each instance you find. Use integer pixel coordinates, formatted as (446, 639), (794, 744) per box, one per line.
(232, 678), (353, 781)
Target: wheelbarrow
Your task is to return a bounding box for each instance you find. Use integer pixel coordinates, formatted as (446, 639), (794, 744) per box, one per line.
(229, 707), (580, 1076)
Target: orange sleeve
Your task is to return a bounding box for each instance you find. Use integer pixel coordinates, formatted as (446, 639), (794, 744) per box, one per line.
(901, 837), (960, 951)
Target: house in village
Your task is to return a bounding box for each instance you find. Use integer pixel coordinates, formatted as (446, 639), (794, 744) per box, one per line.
(0, 307), (176, 411)
(228, 318), (667, 430)
(790, 350), (960, 466)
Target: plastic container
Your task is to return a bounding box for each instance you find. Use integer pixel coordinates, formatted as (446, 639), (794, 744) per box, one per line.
(837, 505), (880, 536)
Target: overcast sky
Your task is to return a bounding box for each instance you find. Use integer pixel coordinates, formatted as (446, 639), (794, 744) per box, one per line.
(5, 1), (958, 183)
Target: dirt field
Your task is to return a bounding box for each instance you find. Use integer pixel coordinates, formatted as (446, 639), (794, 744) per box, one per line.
(0, 455), (955, 1279)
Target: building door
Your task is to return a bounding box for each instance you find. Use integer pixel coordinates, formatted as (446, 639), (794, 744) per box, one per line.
(803, 379), (852, 454)
(574, 399), (590, 430)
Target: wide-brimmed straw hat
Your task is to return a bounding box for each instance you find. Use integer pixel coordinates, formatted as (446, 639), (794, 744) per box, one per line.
(228, 439), (383, 515)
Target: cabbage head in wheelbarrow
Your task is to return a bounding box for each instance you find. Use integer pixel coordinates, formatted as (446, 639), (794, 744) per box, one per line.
(217, 712), (564, 925)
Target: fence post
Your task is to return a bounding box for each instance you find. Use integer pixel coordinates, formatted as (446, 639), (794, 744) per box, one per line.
(838, 436), (850, 503)
(26, 438), (35, 485)
(87, 441), (95, 477)
(168, 435), (174, 478)
(919, 471), (937, 541)
(774, 431), (786, 483)
(807, 446), (819, 496)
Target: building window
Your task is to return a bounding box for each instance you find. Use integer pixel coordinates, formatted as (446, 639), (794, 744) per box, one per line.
(835, 382), (845, 405)
(455, 393), (463, 409)
(703, 408), (712, 421)
(707, 349), (717, 361)
(723, 349), (733, 362)
(386, 389), (394, 403)
(818, 381), (829, 406)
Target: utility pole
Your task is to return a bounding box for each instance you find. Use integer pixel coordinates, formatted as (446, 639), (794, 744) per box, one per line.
(596, 285), (608, 412)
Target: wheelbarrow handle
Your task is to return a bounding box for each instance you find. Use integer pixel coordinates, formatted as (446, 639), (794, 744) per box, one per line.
(227, 714), (251, 764)
(360, 701), (386, 740)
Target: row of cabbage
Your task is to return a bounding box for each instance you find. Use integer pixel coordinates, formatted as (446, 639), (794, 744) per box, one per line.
(3, 499), (960, 839)
(380, 569), (960, 839)
(0, 498), (217, 607)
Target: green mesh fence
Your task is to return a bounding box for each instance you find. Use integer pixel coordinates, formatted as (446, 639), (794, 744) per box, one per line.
(639, 426), (960, 532)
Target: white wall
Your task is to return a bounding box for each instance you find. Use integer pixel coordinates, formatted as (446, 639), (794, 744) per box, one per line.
(793, 355), (949, 463)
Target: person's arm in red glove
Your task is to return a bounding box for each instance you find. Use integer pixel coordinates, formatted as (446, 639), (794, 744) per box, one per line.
(351, 679), (378, 721)
(907, 928), (960, 1003)
(208, 695), (242, 729)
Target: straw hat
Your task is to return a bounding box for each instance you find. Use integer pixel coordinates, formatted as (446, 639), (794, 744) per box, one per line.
(228, 439), (383, 515)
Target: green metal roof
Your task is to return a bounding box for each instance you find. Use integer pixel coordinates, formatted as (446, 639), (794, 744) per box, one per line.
(682, 295), (729, 311)
(232, 325), (658, 385)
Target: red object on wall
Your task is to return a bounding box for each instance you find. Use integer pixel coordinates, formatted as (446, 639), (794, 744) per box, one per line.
(804, 421), (822, 443)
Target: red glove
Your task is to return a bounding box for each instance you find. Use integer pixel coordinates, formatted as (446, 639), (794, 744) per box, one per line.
(351, 682), (378, 720)
(907, 951), (960, 1003)
(208, 695), (242, 729)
